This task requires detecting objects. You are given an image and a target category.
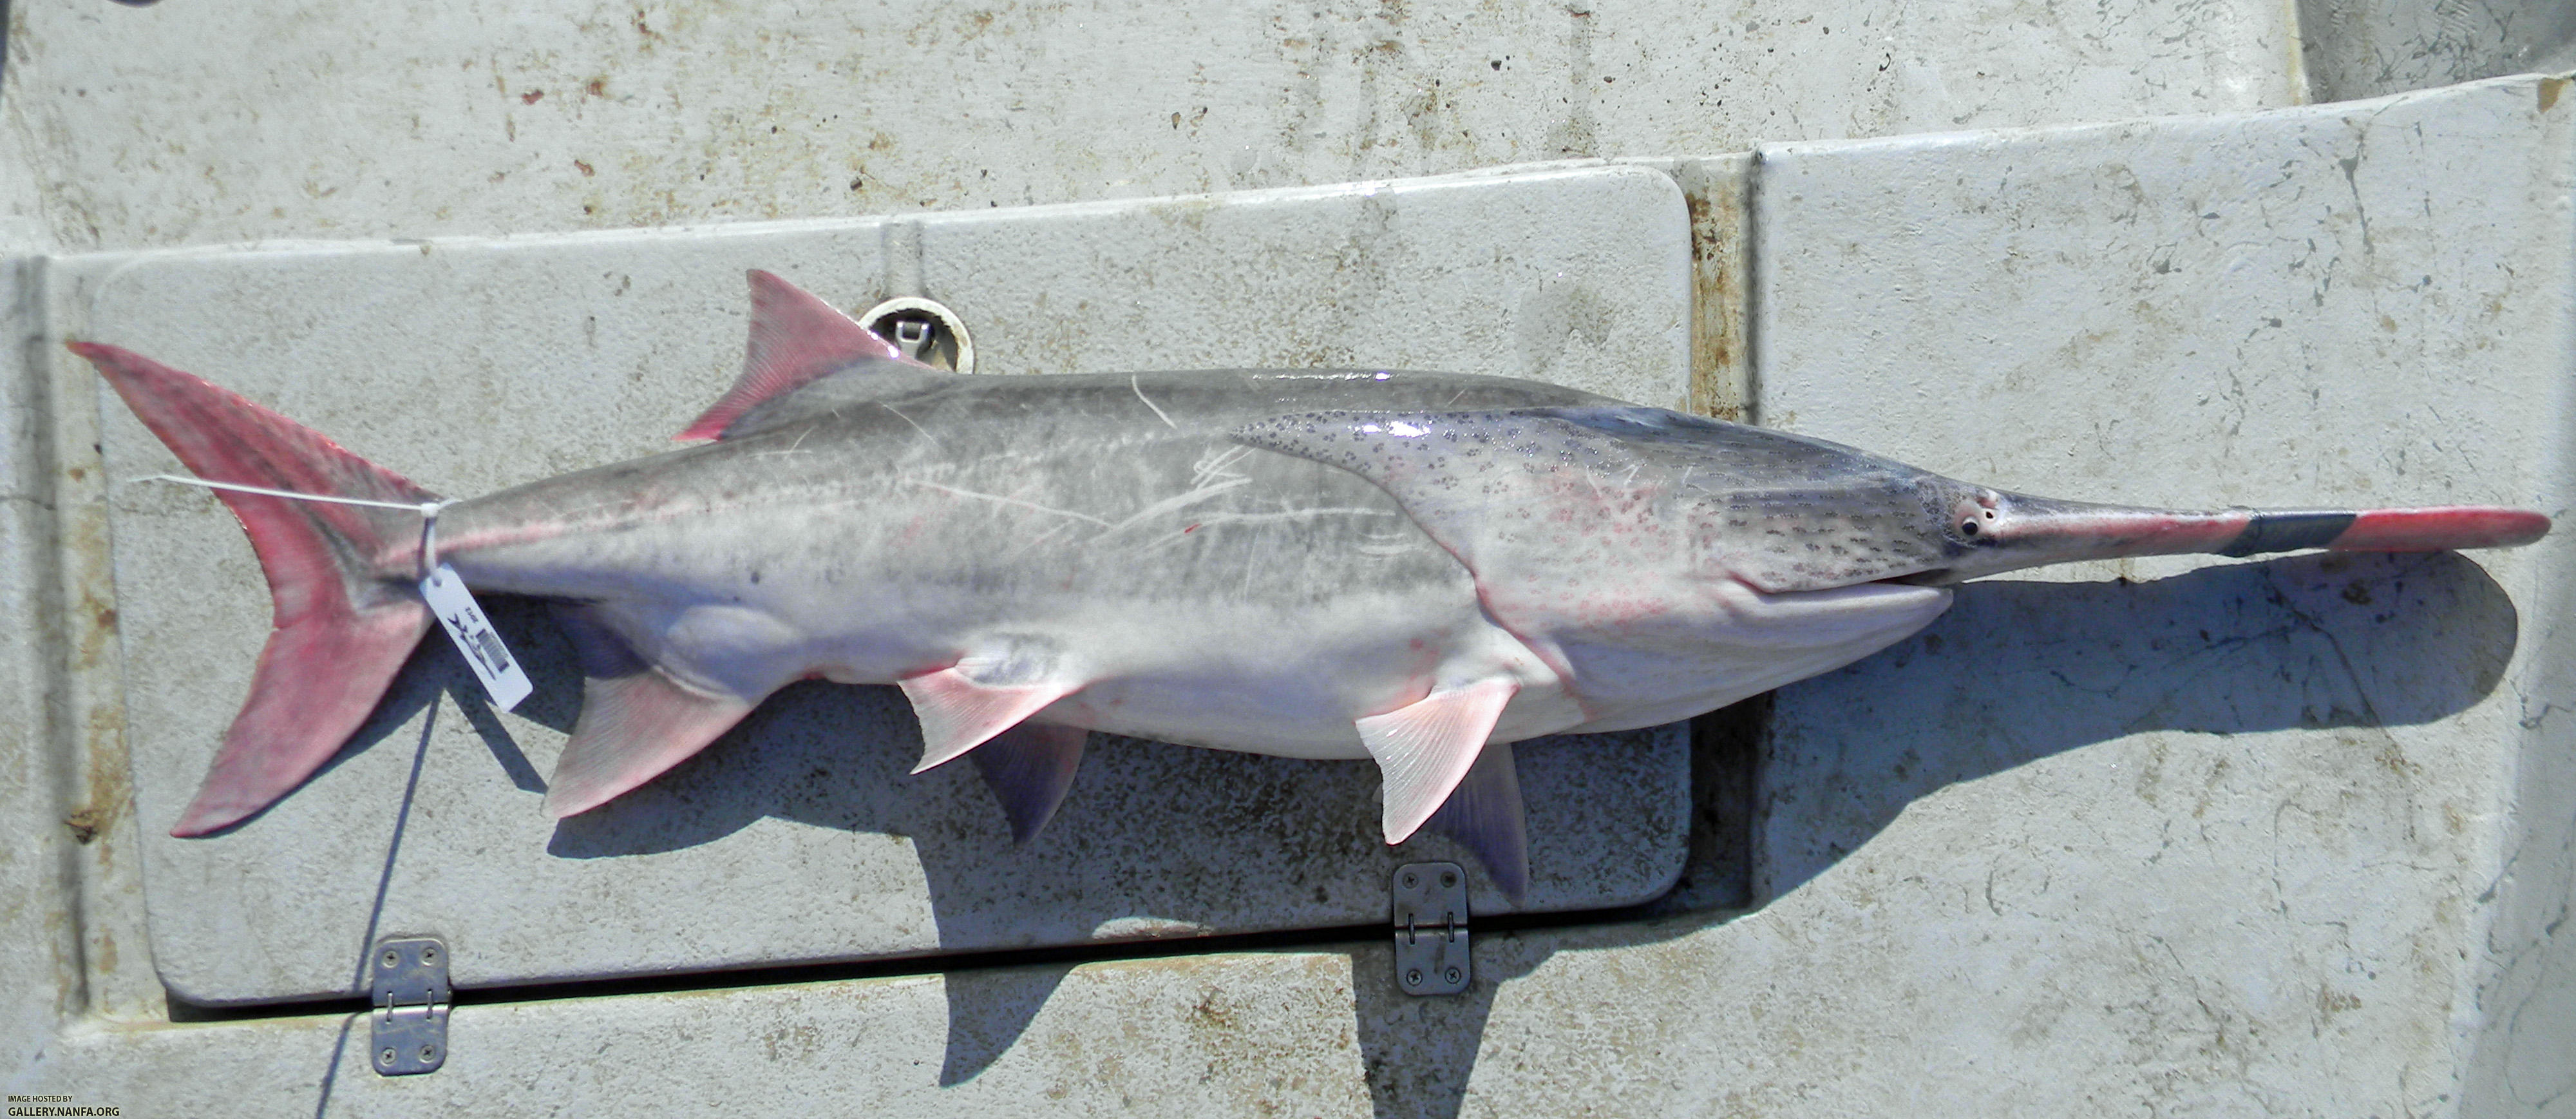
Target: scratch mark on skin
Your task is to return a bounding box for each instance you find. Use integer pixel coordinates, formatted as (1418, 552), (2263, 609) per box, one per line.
(1009, 519), (1081, 559)
(906, 479), (1113, 526)
(1132, 376), (1179, 430)
(1188, 445), (1255, 489)
(754, 425), (818, 461)
(1356, 528), (1423, 557)
(880, 402), (939, 446)
(1190, 506), (1388, 527)
(1139, 506), (1396, 555)
(1103, 475), (1255, 535)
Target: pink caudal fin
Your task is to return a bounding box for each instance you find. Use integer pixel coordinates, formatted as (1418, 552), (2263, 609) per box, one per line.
(675, 271), (920, 441)
(68, 342), (440, 837)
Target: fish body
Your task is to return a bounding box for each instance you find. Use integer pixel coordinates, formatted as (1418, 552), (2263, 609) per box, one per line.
(71, 272), (2552, 897)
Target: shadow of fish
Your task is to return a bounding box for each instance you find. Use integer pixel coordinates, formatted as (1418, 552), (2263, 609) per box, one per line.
(70, 271), (2551, 899)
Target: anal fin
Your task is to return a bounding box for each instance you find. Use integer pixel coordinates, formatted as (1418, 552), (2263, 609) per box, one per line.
(1357, 678), (1519, 845)
(1426, 741), (1529, 903)
(544, 613), (756, 818)
(969, 723), (1089, 844)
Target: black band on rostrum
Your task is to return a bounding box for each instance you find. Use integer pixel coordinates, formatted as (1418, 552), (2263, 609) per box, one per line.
(2218, 512), (2358, 557)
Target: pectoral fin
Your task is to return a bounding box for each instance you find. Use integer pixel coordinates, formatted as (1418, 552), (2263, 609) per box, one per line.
(1357, 678), (1519, 845)
(1426, 741), (1529, 902)
(970, 723), (1089, 844)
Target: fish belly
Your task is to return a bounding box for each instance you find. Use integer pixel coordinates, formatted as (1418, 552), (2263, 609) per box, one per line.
(1552, 580), (1957, 732)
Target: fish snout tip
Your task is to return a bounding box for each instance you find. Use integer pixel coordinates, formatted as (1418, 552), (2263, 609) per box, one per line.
(2331, 506), (2553, 551)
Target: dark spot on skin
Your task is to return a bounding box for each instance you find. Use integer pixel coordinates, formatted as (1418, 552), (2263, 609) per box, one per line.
(750, 571), (763, 584)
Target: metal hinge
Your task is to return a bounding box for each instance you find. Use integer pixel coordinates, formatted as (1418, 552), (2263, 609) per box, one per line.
(1392, 862), (1470, 996)
(370, 936), (450, 1076)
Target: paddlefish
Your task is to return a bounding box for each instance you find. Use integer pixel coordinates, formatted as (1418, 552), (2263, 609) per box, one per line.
(70, 271), (2551, 897)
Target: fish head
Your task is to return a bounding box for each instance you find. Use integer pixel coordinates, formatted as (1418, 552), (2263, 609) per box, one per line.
(1884, 487), (2240, 585)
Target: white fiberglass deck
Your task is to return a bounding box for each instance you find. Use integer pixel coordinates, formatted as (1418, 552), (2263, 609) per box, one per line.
(75, 165), (1696, 1004)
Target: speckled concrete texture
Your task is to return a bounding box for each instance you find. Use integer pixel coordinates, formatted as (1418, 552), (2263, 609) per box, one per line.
(2300, 0), (2576, 104)
(1743, 73), (2575, 1115)
(6, 2), (2573, 1114)
(1, 0), (2304, 254)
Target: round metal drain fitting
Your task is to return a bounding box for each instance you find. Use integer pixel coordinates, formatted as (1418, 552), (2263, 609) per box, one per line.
(856, 296), (976, 374)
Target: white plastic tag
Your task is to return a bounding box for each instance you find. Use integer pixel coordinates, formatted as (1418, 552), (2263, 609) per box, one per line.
(419, 563), (533, 711)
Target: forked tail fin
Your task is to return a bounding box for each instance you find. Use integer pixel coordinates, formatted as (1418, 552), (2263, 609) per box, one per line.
(70, 343), (440, 837)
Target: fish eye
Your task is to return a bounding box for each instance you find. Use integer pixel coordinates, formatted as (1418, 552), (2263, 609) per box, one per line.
(1951, 497), (2000, 542)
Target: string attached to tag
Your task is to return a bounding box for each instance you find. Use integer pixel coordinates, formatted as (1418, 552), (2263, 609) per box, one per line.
(135, 475), (533, 711)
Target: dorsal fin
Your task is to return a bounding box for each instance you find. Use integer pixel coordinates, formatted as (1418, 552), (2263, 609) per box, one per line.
(677, 271), (927, 441)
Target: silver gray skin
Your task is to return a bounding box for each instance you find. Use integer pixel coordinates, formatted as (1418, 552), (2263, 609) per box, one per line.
(78, 282), (2544, 895)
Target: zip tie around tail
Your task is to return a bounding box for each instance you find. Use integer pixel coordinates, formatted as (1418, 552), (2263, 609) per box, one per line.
(133, 474), (526, 709)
